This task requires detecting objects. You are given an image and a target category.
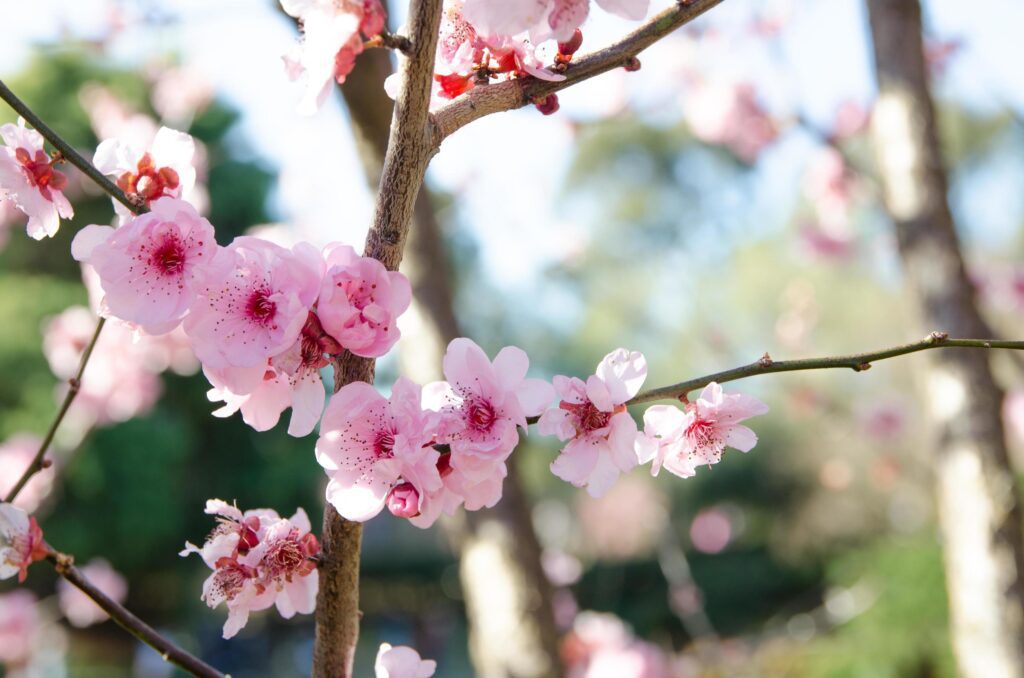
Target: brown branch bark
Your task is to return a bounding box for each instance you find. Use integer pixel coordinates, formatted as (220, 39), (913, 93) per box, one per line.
(47, 548), (224, 678)
(429, 0), (725, 144)
(865, 1), (1024, 676)
(339, 29), (563, 677)
(312, 1), (444, 676)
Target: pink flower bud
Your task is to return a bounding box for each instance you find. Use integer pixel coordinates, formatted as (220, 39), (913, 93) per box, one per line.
(534, 94), (560, 116)
(386, 483), (421, 519)
(558, 29), (584, 58)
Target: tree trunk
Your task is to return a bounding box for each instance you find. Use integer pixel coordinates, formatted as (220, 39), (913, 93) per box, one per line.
(865, 2), (1024, 676)
(337, 39), (564, 678)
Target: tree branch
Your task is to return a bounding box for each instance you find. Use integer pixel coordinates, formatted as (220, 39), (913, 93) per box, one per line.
(429, 0), (726, 144)
(0, 79), (145, 214)
(630, 333), (1024, 405)
(4, 318), (106, 504)
(46, 547), (225, 678)
(313, 1), (444, 677)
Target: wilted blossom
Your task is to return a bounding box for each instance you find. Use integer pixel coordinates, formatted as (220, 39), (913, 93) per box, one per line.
(539, 349), (645, 497)
(562, 611), (669, 678)
(281, 0), (387, 114)
(316, 378), (442, 521)
(0, 503), (47, 582)
(0, 118), (73, 239)
(180, 500), (320, 638)
(636, 383), (768, 478)
(57, 558), (128, 627)
(72, 198), (217, 335)
(0, 435), (54, 513)
(93, 126), (197, 217)
(375, 642), (437, 678)
(184, 237), (323, 369)
(318, 243), (412, 358)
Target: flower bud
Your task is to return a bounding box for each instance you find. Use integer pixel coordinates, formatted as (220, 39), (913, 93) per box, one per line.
(386, 483), (421, 519)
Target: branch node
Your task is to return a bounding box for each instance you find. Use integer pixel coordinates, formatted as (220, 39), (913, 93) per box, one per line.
(68, 377), (81, 392)
(677, 394), (691, 405)
(40, 458), (53, 469)
(854, 362), (872, 372)
(758, 352), (773, 368)
(53, 551), (74, 575)
(927, 331), (949, 344)
(623, 56), (642, 72)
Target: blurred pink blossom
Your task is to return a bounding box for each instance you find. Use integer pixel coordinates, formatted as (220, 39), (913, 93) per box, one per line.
(151, 65), (214, 125)
(57, 558), (128, 627)
(689, 507), (732, 554)
(576, 475), (666, 559)
(0, 589), (37, 669)
(562, 611), (669, 678)
(374, 642), (437, 678)
(684, 81), (777, 162)
(0, 435), (54, 513)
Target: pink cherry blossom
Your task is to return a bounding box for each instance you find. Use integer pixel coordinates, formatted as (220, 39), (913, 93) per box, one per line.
(71, 198), (217, 335)
(57, 558), (128, 627)
(408, 454), (507, 528)
(0, 503), (47, 583)
(0, 435), (54, 513)
(0, 118), (73, 239)
(318, 243), (412, 358)
(282, 0), (387, 114)
(206, 312), (337, 437)
(462, 0), (647, 43)
(181, 500), (320, 638)
(539, 349), (645, 497)
(94, 126), (197, 216)
(316, 378), (442, 522)
(424, 338), (554, 478)
(375, 642), (437, 678)
(637, 383), (768, 478)
(0, 589), (38, 669)
(184, 237), (323, 369)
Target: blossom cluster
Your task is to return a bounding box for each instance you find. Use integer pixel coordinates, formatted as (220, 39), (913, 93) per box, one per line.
(180, 500), (320, 638)
(317, 341), (769, 529)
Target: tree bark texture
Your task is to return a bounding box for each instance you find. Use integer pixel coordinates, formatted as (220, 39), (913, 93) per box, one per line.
(339, 39), (564, 678)
(866, 1), (1024, 676)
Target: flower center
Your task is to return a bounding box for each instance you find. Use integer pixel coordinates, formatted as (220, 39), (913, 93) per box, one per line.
(561, 400), (612, 434)
(117, 152), (180, 203)
(151, 238), (186, 275)
(374, 430), (396, 459)
(467, 399), (497, 432)
(246, 290), (277, 325)
(15, 147), (67, 201)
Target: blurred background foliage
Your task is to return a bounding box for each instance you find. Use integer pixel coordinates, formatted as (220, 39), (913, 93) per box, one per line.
(1, 5), (1023, 674)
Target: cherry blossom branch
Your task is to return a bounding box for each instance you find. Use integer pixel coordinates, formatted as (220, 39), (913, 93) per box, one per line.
(0, 79), (144, 214)
(629, 333), (1024, 405)
(314, 1), (444, 676)
(46, 547), (225, 678)
(429, 0), (725, 144)
(4, 317), (106, 504)
(365, 29), (412, 52)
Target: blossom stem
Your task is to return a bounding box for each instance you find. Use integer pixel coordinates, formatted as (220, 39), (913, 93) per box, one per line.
(629, 333), (1024, 405)
(430, 0), (727, 143)
(4, 318), (106, 504)
(46, 546), (225, 678)
(0, 79), (145, 215)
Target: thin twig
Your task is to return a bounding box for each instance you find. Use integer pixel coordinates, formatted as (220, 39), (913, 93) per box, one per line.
(4, 319), (106, 503)
(430, 0), (726, 144)
(0, 78), (152, 504)
(47, 547), (225, 678)
(0, 79), (145, 214)
(630, 332), (1022, 405)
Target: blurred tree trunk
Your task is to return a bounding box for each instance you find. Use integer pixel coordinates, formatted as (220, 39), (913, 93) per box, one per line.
(866, 1), (1024, 676)
(340, 45), (564, 678)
